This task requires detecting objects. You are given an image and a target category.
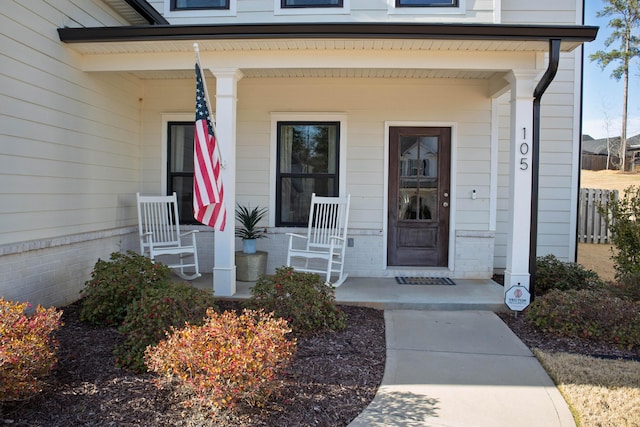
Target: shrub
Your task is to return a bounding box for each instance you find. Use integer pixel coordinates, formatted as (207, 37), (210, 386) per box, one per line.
(145, 308), (295, 409)
(534, 254), (604, 296)
(245, 266), (346, 334)
(0, 298), (62, 403)
(599, 185), (640, 280)
(526, 289), (640, 350)
(608, 272), (640, 302)
(80, 251), (171, 326)
(114, 282), (217, 373)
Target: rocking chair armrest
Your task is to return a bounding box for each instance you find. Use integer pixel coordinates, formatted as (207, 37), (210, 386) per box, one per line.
(286, 232), (308, 241)
(180, 230), (199, 246)
(140, 231), (154, 243)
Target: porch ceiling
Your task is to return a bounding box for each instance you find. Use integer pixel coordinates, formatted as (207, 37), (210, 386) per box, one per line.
(63, 37), (582, 56)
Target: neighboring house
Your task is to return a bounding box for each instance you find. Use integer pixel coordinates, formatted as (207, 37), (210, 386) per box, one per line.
(1, 0), (597, 306)
(582, 134), (640, 171)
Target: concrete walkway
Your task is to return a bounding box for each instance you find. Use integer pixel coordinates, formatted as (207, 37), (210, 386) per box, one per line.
(349, 310), (575, 427)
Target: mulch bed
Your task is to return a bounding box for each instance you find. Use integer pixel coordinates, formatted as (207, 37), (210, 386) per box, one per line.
(1, 300), (386, 426)
(2, 297), (638, 426)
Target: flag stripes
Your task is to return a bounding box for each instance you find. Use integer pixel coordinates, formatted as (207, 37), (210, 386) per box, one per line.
(193, 63), (226, 231)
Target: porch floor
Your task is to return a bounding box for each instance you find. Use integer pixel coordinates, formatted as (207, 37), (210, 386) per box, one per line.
(189, 275), (508, 312)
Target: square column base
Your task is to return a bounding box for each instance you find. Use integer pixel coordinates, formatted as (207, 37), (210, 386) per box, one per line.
(213, 266), (236, 297)
(503, 271), (530, 292)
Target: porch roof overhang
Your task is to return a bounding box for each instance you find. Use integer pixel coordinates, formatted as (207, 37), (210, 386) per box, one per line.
(58, 22), (597, 55)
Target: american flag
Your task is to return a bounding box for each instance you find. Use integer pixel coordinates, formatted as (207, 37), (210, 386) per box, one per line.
(193, 63), (226, 230)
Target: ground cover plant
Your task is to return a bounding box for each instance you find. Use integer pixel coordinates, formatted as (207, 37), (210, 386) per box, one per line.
(80, 251), (172, 326)
(0, 298), (62, 404)
(115, 282), (217, 372)
(527, 255), (639, 350)
(145, 308), (295, 409)
(244, 266), (346, 334)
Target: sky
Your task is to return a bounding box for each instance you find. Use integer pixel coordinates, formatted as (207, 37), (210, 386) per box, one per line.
(582, 0), (639, 139)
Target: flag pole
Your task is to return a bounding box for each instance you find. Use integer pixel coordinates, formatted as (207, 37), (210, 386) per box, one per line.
(193, 43), (225, 168)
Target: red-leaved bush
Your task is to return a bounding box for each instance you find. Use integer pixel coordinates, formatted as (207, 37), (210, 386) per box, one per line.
(145, 308), (296, 409)
(0, 298), (62, 402)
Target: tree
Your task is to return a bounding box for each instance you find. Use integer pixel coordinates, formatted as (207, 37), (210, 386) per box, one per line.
(589, 0), (640, 172)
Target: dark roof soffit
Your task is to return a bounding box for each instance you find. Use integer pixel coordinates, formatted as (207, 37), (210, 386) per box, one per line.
(123, 0), (169, 25)
(58, 22), (598, 44)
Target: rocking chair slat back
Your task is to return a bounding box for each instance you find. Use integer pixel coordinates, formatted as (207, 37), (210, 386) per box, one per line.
(286, 193), (350, 286)
(308, 196), (347, 248)
(136, 192), (201, 281)
(138, 195), (180, 248)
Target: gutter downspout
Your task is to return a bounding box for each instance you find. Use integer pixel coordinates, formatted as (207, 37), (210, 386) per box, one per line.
(529, 38), (561, 301)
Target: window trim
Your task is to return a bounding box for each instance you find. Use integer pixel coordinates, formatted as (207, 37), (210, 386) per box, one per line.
(165, 119), (199, 224)
(164, 0), (236, 18)
(274, 0), (350, 15)
(387, 0), (464, 15)
(270, 112), (347, 228)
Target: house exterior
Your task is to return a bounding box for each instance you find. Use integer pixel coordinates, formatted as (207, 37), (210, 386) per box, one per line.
(1, 0), (597, 306)
(582, 134), (640, 171)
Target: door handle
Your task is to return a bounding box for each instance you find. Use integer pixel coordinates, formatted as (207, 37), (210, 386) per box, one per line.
(443, 202), (449, 208)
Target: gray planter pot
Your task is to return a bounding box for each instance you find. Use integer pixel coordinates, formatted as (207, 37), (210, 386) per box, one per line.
(235, 250), (268, 282)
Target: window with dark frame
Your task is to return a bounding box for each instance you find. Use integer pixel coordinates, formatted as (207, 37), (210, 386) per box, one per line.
(167, 122), (197, 224)
(171, 0), (229, 11)
(396, 0), (457, 7)
(276, 122), (339, 226)
(281, 0), (342, 8)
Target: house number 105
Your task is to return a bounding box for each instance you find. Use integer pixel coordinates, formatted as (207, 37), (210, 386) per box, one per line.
(519, 124), (530, 171)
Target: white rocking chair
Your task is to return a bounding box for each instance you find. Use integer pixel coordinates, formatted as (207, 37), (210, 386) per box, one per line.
(286, 193), (351, 287)
(136, 192), (201, 280)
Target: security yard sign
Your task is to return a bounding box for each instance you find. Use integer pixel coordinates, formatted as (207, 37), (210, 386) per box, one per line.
(505, 285), (531, 311)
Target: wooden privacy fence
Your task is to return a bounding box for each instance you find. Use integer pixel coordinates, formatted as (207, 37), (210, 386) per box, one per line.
(578, 188), (618, 244)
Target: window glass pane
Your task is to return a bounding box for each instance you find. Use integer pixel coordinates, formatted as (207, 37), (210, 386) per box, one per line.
(397, 0), (457, 6)
(282, 0), (341, 7)
(168, 122), (196, 224)
(277, 122), (339, 226)
(280, 177), (336, 224)
(398, 136), (438, 221)
(171, 176), (195, 224)
(173, 0), (228, 10)
(279, 124), (337, 174)
(169, 124), (194, 173)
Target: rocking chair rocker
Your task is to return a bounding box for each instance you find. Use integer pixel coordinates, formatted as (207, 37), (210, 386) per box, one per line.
(136, 192), (201, 280)
(286, 193), (351, 287)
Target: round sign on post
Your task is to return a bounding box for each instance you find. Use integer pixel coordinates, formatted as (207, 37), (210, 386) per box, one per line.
(505, 284), (531, 311)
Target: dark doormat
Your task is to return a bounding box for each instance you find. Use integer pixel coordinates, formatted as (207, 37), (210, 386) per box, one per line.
(395, 277), (455, 285)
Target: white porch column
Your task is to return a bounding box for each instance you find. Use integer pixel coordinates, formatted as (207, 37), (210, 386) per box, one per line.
(503, 70), (539, 292)
(211, 68), (243, 296)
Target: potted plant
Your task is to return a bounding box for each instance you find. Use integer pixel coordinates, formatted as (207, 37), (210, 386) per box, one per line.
(235, 204), (268, 254)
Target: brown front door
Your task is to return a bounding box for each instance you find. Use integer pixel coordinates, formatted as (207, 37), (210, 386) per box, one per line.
(388, 127), (451, 267)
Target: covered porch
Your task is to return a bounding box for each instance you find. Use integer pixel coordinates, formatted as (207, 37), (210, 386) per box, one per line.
(56, 22), (598, 301)
(189, 274), (507, 311)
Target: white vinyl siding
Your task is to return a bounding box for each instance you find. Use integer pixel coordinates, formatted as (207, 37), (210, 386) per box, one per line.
(500, 0), (581, 25)
(0, 1), (142, 246)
